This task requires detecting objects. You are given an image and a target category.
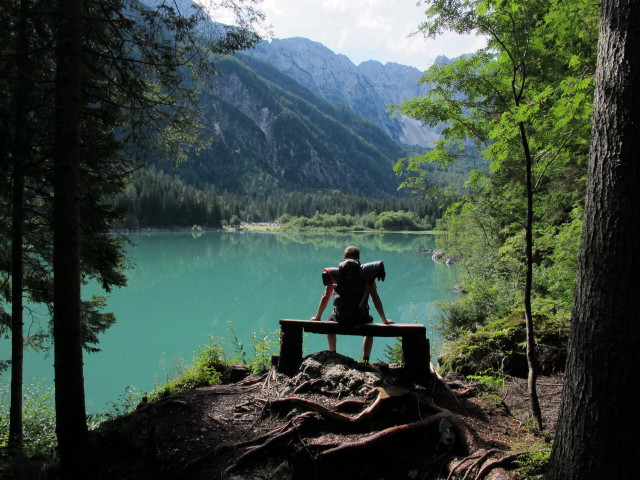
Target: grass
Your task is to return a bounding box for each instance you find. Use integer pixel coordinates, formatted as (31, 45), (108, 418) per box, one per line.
(147, 336), (227, 402)
(148, 327), (279, 402)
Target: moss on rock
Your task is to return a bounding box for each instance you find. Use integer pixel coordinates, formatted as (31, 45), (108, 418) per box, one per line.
(437, 312), (569, 377)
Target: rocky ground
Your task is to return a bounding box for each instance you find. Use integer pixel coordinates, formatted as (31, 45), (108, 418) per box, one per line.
(5, 352), (561, 480)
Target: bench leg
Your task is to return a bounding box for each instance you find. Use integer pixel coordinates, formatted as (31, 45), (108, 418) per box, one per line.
(402, 336), (431, 379)
(278, 325), (303, 376)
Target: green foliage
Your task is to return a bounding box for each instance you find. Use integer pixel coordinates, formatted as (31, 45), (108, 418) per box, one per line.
(114, 165), (447, 229)
(399, 1), (598, 361)
(146, 325), (278, 402)
(248, 329), (278, 374)
(465, 374), (508, 414)
(229, 215), (242, 228)
(534, 207), (583, 312)
(381, 339), (404, 365)
(515, 445), (552, 478)
(438, 312), (569, 377)
(227, 321), (249, 366)
(437, 275), (521, 333)
(0, 381), (57, 457)
(277, 210), (435, 232)
(466, 374), (505, 395)
(374, 211), (425, 231)
(147, 337), (226, 401)
(228, 322), (278, 374)
(86, 385), (143, 428)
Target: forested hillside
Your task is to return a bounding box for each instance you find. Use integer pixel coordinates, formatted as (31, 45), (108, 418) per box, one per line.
(183, 54), (406, 194)
(116, 51), (473, 228)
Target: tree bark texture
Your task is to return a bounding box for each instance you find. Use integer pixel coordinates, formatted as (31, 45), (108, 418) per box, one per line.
(53, 0), (88, 471)
(8, 0), (30, 452)
(547, 1), (640, 478)
(9, 156), (24, 453)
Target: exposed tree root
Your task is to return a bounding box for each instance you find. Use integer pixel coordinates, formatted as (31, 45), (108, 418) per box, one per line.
(216, 411), (318, 455)
(224, 411), (319, 474)
(446, 449), (525, 480)
(460, 449), (500, 480)
(414, 395), (480, 453)
(270, 396), (358, 422)
(333, 398), (367, 412)
(269, 386), (411, 426)
(220, 378), (490, 476)
(473, 452), (525, 480)
(317, 412), (454, 459)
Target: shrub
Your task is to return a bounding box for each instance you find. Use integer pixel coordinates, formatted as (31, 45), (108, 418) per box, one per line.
(437, 312), (569, 377)
(87, 385), (143, 428)
(229, 215), (241, 227)
(381, 338), (404, 365)
(374, 211), (423, 231)
(278, 213), (292, 224)
(228, 322), (278, 374)
(0, 381), (57, 457)
(437, 275), (520, 335)
(249, 328), (278, 373)
(147, 337), (226, 401)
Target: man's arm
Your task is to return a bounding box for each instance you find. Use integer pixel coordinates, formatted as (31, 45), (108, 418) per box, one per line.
(369, 282), (394, 324)
(311, 284), (334, 320)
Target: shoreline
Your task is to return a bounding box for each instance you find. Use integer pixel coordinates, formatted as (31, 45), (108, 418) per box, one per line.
(115, 224), (442, 235)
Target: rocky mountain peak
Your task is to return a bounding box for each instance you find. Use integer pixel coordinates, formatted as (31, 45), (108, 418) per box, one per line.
(248, 37), (439, 147)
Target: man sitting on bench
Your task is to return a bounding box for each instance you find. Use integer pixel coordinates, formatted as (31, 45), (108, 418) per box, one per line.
(310, 245), (394, 363)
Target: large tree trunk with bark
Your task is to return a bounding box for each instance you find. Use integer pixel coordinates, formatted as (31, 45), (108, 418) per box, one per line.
(546, 0), (640, 478)
(8, 0), (30, 453)
(53, 0), (88, 473)
(9, 151), (24, 454)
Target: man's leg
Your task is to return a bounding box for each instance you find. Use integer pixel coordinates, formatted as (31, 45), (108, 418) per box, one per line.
(327, 333), (336, 352)
(362, 336), (373, 363)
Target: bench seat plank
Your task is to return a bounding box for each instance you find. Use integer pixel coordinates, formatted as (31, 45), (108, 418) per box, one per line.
(279, 319), (425, 337)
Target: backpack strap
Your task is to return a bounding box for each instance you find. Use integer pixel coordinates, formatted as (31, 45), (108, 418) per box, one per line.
(357, 284), (370, 310)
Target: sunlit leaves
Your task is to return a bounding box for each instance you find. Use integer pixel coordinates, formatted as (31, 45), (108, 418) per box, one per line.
(410, 0), (599, 325)
(404, 0), (597, 200)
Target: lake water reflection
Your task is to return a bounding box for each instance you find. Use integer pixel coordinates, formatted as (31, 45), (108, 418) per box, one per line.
(2, 231), (460, 412)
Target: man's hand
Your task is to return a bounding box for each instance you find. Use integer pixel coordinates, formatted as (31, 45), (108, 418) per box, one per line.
(310, 316), (319, 321)
(382, 319), (394, 325)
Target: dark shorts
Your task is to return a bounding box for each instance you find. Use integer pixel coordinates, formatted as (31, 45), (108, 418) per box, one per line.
(328, 310), (373, 325)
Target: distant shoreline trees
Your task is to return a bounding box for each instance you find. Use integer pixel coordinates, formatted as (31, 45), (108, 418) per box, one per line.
(113, 165), (446, 230)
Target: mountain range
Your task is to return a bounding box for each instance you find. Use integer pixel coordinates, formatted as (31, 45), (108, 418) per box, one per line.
(247, 37), (441, 148)
(164, 7), (453, 196)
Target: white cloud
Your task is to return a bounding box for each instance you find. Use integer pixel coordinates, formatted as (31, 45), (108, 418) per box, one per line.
(257, 0), (485, 70)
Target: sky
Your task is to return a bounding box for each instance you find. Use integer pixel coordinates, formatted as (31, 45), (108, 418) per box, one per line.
(255, 0), (487, 71)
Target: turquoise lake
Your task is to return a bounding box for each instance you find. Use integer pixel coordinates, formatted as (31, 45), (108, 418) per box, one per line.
(1, 231), (460, 413)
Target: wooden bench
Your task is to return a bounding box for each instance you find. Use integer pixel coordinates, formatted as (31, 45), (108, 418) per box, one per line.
(277, 319), (431, 378)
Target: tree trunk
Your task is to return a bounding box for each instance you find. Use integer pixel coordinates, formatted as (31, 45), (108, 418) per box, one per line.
(547, 0), (640, 477)
(8, 0), (30, 453)
(518, 121), (543, 432)
(53, 0), (87, 473)
(9, 159), (24, 454)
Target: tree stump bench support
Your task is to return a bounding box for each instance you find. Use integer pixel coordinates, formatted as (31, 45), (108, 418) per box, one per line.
(277, 319), (431, 379)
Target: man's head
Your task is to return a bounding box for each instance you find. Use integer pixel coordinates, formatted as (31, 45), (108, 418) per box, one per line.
(343, 245), (360, 261)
